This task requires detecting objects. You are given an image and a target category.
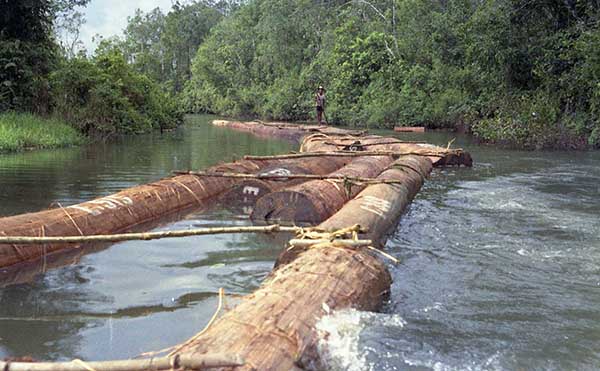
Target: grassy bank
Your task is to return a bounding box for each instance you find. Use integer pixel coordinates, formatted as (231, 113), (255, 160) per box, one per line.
(0, 113), (84, 153)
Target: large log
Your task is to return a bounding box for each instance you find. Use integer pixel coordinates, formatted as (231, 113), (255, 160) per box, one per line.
(300, 133), (472, 167)
(0, 157), (334, 269)
(319, 155), (433, 241)
(174, 155), (433, 370)
(212, 120), (364, 143)
(215, 157), (351, 214)
(250, 155), (394, 224)
(276, 155), (433, 267)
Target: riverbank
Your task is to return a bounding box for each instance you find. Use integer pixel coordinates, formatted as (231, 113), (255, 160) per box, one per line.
(0, 113), (84, 153)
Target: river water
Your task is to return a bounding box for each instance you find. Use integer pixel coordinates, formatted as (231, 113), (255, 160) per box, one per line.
(0, 115), (599, 370)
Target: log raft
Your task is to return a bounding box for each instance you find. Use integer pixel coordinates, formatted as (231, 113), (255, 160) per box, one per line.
(174, 155), (434, 370)
(213, 120), (472, 167)
(250, 155), (394, 224)
(0, 120), (473, 370)
(0, 156), (348, 269)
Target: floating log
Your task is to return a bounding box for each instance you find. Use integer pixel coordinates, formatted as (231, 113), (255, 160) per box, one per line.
(211, 156), (350, 213)
(173, 155), (433, 370)
(212, 120), (364, 143)
(394, 126), (425, 132)
(213, 120), (471, 167)
(300, 133), (472, 167)
(320, 155), (433, 240)
(0, 205), (204, 287)
(250, 155), (394, 224)
(276, 155), (433, 266)
(0, 157), (333, 269)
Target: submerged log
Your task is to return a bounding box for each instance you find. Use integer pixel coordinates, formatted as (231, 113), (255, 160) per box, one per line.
(250, 155), (394, 224)
(174, 155), (433, 370)
(0, 157), (331, 269)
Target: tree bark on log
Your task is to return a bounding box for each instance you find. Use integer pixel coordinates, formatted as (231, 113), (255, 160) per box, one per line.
(212, 120), (365, 143)
(276, 155), (433, 267)
(0, 157), (336, 269)
(250, 155), (394, 224)
(300, 133), (472, 167)
(214, 157), (350, 214)
(174, 155), (433, 370)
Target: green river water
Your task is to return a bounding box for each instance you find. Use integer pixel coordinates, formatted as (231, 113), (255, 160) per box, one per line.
(0, 115), (599, 370)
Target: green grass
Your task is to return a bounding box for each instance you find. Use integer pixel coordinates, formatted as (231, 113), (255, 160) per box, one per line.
(0, 112), (84, 153)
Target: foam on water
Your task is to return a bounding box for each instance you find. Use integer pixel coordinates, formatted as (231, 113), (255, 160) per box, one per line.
(316, 309), (406, 371)
(377, 157), (600, 369)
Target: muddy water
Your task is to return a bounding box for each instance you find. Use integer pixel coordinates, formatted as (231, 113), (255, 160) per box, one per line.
(1, 117), (599, 370)
(0, 115), (293, 360)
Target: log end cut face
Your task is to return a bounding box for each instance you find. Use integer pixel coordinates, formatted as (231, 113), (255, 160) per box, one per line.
(250, 191), (325, 224)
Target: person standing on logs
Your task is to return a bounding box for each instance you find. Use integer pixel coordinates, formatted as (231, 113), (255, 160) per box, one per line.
(315, 86), (326, 125)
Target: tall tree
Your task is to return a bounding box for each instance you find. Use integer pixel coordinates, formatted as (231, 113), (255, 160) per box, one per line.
(0, 0), (89, 112)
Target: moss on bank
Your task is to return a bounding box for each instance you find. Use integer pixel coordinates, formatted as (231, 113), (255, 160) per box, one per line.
(0, 113), (84, 153)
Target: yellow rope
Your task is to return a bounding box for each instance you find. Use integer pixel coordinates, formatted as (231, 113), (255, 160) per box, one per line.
(168, 288), (225, 356)
(71, 359), (98, 371)
(294, 224), (361, 241)
(139, 288), (226, 358)
(290, 225), (399, 264)
(58, 202), (84, 236)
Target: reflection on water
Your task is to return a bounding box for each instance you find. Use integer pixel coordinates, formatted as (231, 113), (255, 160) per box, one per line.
(0, 115), (293, 360)
(0, 115), (293, 216)
(1, 118), (600, 369)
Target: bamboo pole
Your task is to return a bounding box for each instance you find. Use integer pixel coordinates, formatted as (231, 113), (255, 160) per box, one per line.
(0, 225), (304, 245)
(173, 170), (404, 185)
(243, 150), (463, 161)
(287, 239), (372, 247)
(323, 139), (427, 146)
(0, 353), (244, 371)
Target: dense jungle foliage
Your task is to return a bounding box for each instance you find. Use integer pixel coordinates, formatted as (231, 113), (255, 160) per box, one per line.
(0, 0), (187, 139)
(183, 0), (600, 149)
(2, 0), (599, 149)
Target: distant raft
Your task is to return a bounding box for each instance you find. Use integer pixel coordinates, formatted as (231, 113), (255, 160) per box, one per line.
(394, 126), (425, 132)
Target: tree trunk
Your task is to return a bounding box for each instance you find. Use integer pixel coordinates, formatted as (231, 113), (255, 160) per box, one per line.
(300, 133), (472, 167)
(214, 157), (351, 215)
(250, 155), (393, 224)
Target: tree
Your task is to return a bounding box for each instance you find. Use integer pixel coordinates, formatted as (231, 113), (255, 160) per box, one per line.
(0, 0), (89, 112)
